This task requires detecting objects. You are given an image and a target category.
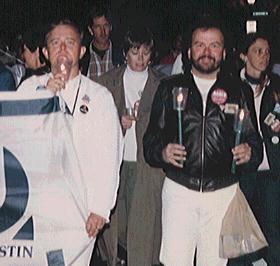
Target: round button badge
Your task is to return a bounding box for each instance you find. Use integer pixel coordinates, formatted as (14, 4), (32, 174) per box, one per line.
(211, 89), (228, 105)
(80, 105), (89, 114)
(271, 136), (279, 144)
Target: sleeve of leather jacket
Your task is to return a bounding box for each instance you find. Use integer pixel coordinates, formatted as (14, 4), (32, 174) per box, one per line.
(143, 83), (169, 168)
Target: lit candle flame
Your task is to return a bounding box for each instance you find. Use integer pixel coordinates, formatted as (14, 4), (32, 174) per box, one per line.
(60, 63), (66, 72)
(239, 109), (245, 121)
(247, 0), (255, 5)
(177, 92), (183, 104)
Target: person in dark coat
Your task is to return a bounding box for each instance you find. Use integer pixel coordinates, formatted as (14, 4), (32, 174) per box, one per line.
(229, 32), (280, 266)
(95, 25), (165, 266)
(143, 17), (263, 266)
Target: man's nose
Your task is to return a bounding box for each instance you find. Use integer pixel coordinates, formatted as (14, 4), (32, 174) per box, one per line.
(60, 42), (66, 50)
(101, 26), (106, 36)
(203, 46), (211, 55)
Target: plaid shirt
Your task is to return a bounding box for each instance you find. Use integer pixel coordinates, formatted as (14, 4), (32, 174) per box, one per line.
(87, 41), (114, 81)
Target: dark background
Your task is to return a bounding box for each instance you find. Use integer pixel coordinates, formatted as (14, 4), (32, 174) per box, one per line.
(1, 0), (280, 61)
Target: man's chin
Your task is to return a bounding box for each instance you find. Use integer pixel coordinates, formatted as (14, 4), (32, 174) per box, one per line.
(57, 55), (71, 62)
(196, 66), (218, 74)
(97, 38), (109, 45)
(193, 61), (221, 74)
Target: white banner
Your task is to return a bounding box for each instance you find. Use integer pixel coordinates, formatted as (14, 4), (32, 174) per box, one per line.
(0, 91), (94, 266)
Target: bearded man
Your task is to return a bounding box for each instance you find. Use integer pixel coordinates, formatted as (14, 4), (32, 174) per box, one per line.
(143, 17), (263, 266)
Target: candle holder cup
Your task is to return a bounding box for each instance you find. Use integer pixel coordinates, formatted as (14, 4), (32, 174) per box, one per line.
(172, 87), (188, 111)
(172, 87), (188, 167)
(231, 108), (250, 174)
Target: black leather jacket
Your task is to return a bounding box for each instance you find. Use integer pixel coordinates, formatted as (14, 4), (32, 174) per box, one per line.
(143, 72), (263, 192)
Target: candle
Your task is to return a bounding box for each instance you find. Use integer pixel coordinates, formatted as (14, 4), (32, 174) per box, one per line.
(177, 92), (184, 110)
(236, 109), (245, 131)
(172, 87), (188, 147)
(177, 92), (184, 145)
(231, 109), (245, 174)
(178, 109), (183, 145)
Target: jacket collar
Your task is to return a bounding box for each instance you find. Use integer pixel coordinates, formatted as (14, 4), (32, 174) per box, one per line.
(240, 67), (271, 87)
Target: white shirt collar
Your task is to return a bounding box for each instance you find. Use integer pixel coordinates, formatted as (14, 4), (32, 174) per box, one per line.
(126, 64), (148, 77)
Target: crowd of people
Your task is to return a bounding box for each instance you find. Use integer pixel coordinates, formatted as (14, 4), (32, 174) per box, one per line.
(0, 2), (280, 266)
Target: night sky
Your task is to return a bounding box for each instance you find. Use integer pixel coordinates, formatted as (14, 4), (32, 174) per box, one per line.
(1, 0), (279, 59)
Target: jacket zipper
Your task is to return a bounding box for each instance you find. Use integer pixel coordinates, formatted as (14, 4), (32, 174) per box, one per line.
(200, 116), (205, 192)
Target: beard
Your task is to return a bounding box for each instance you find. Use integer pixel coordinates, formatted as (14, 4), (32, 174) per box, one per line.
(190, 55), (222, 74)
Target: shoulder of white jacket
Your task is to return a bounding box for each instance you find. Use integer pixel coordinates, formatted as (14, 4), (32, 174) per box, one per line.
(18, 73), (50, 91)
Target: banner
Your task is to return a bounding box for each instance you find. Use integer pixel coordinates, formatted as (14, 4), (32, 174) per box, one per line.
(0, 91), (94, 266)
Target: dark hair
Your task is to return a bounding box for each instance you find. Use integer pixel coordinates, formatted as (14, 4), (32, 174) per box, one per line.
(237, 32), (272, 80)
(186, 16), (226, 49)
(87, 4), (112, 27)
(45, 19), (83, 45)
(123, 26), (155, 61)
(181, 16), (226, 72)
(238, 32), (270, 55)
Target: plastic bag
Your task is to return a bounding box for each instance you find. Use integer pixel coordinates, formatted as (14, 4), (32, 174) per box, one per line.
(219, 185), (268, 258)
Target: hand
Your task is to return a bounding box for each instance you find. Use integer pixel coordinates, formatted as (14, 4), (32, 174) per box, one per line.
(86, 213), (106, 238)
(121, 115), (134, 130)
(232, 143), (251, 165)
(162, 143), (186, 168)
(46, 73), (66, 93)
(271, 119), (280, 132)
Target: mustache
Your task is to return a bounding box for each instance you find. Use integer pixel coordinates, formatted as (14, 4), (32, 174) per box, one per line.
(197, 55), (215, 61)
(57, 53), (69, 57)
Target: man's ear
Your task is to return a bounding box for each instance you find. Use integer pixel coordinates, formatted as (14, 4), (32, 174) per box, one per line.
(223, 49), (226, 60)
(240, 53), (247, 62)
(79, 46), (86, 59)
(88, 26), (93, 36)
(187, 48), (191, 60)
(42, 47), (49, 60)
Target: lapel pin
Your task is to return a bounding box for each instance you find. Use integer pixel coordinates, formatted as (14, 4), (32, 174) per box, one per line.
(273, 103), (280, 114)
(80, 104), (89, 114)
(82, 94), (90, 104)
(271, 136), (279, 144)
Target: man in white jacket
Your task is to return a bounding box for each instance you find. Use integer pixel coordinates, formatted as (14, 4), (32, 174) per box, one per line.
(18, 19), (123, 244)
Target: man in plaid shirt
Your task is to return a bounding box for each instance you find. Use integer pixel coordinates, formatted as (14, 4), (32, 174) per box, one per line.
(81, 3), (121, 81)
